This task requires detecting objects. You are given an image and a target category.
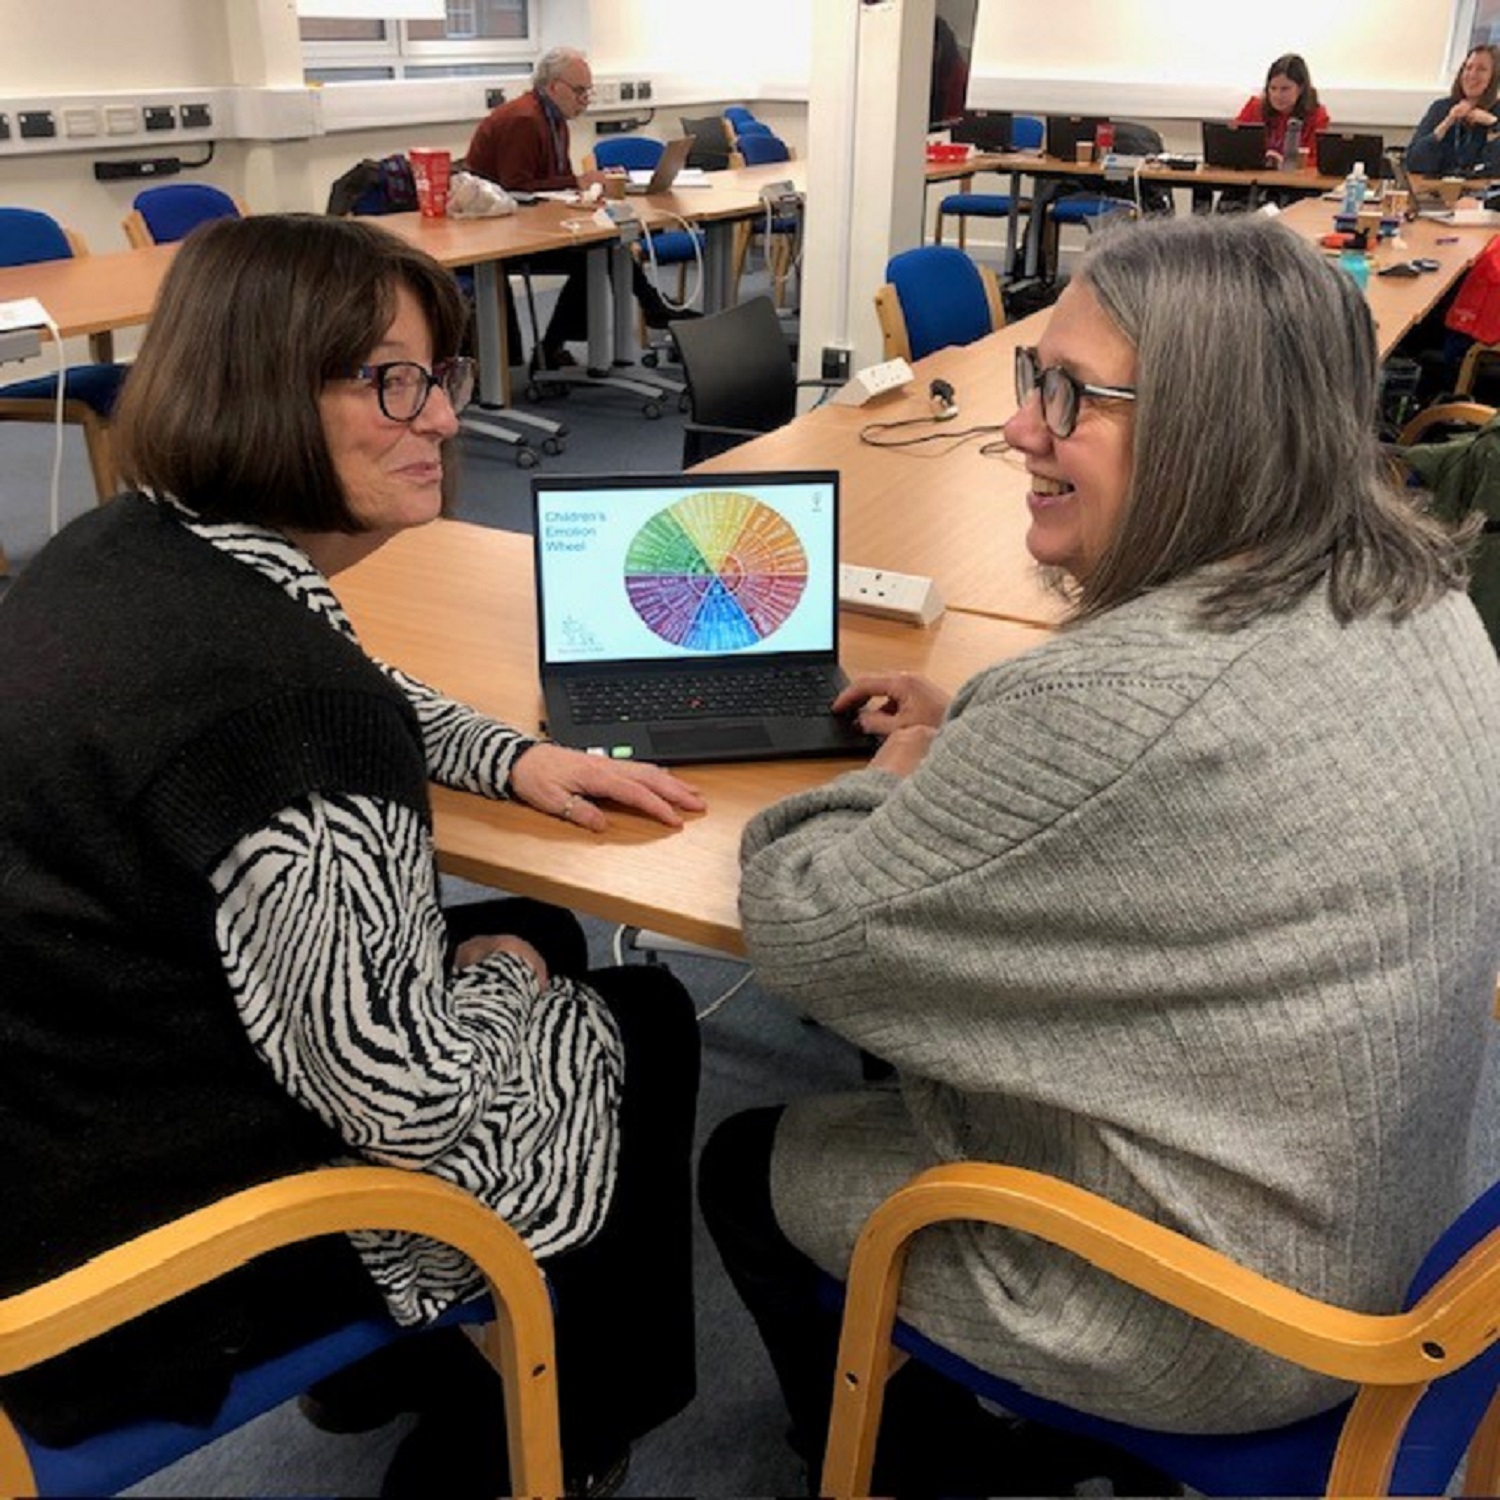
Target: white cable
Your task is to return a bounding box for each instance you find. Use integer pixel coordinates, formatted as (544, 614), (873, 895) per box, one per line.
(694, 967), (754, 1023)
(640, 207), (703, 314)
(41, 306), (64, 537)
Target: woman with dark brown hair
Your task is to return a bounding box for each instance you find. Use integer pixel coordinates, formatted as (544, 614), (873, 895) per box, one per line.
(0, 213), (702, 1495)
(1235, 52), (1329, 168)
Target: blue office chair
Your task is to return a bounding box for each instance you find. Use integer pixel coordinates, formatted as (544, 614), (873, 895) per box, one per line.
(121, 183), (244, 249)
(731, 133), (800, 306)
(0, 1166), (563, 1497)
(933, 114), (1044, 251)
(874, 244), (1005, 363)
(821, 1166), (1500, 1499)
(588, 136), (706, 300)
(0, 208), (128, 502)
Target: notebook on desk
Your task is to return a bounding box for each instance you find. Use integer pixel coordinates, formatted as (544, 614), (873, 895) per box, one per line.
(531, 471), (875, 765)
(1200, 120), (1267, 170)
(1045, 114), (1106, 161)
(624, 136), (699, 193)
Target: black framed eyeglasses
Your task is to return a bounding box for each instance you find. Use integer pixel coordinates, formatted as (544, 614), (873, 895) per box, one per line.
(352, 358), (475, 422)
(558, 79), (594, 101)
(1014, 345), (1136, 439)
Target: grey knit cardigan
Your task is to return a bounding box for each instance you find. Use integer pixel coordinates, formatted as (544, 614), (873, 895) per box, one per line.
(740, 579), (1500, 1433)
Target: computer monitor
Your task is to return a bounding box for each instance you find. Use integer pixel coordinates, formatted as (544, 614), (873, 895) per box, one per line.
(930, 0), (978, 130)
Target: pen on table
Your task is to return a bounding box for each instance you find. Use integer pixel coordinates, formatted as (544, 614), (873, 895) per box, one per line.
(1436, 235), (1461, 243)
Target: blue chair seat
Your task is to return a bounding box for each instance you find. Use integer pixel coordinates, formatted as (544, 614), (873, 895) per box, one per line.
(644, 228), (705, 263)
(21, 1294), (494, 1496)
(1047, 194), (1124, 224)
(938, 192), (1016, 219)
(0, 363), (126, 416)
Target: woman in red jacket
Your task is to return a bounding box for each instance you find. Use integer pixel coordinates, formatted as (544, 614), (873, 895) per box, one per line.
(1237, 53), (1330, 169)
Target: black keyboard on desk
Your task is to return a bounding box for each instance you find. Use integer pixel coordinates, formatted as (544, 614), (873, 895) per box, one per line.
(567, 667), (836, 724)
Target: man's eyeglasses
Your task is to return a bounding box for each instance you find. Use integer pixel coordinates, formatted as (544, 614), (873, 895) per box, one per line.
(1014, 345), (1136, 439)
(557, 79), (594, 101)
(351, 358), (475, 422)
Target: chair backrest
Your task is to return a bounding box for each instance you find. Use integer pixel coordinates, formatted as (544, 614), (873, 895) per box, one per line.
(1013, 114), (1045, 151)
(876, 245), (1003, 362)
(680, 115), (731, 171)
(0, 207), (76, 268)
(589, 135), (664, 173)
(124, 184), (242, 247)
(735, 132), (791, 166)
(671, 295), (798, 464)
(723, 106), (759, 128)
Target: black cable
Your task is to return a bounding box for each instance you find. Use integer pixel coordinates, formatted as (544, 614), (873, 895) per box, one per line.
(858, 418), (1005, 449)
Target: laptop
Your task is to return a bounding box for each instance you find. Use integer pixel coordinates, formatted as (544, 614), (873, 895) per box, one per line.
(1317, 132), (1388, 181)
(1200, 120), (1268, 170)
(624, 136), (703, 193)
(1390, 151), (1455, 217)
(531, 471), (875, 765)
(1046, 114), (1106, 161)
(952, 109), (1014, 153)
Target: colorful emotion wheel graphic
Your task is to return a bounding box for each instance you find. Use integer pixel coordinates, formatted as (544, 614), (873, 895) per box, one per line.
(623, 490), (808, 650)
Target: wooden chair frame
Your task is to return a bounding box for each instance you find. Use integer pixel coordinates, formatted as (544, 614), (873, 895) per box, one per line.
(821, 1163), (1500, 1500)
(0, 1166), (563, 1499)
(1397, 400), (1498, 444)
(873, 261), (1005, 364)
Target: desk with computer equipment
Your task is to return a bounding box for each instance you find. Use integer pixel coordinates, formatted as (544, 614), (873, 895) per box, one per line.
(329, 518), (1048, 955)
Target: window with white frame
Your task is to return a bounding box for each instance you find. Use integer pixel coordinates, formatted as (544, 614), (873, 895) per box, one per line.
(301, 0), (533, 82)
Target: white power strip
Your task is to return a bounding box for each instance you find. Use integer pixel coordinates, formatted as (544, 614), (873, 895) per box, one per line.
(0, 297), (50, 332)
(830, 357), (914, 406)
(839, 563), (945, 626)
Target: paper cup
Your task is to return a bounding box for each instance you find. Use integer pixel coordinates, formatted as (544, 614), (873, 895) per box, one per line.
(603, 170), (627, 201)
(409, 147), (452, 218)
(1075, 141), (1094, 164)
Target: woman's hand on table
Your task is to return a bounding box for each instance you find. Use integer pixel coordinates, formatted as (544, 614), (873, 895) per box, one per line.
(833, 672), (951, 738)
(511, 742), (705, 832)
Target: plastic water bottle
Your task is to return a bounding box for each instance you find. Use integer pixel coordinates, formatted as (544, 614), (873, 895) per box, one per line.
(1282, 117), (1302, 173)
(1341, 161), (1369, 215)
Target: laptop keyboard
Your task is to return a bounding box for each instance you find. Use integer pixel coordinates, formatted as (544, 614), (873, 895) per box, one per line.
(566, 667), (836, 724)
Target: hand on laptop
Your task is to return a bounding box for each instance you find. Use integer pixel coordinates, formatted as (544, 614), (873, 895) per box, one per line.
(511, 742), (705, 831)
(833, 671), (951, 737)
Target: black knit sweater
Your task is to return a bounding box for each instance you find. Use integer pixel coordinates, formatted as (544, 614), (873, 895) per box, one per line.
(0, 495), (430, 1437)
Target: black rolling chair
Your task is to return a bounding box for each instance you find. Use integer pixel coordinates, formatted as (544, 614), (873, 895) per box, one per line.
(669, 295), (837, 466)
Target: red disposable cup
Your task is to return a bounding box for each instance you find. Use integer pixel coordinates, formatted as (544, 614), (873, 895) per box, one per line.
(1095, 122), (1115, 154)
(409, 147), (451, 218)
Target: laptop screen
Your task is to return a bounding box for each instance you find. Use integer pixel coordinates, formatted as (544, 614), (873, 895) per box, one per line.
(533, 472), (840, 668)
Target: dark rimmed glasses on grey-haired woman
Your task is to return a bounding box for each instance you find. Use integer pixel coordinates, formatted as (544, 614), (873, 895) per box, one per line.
(1015, 345), (1136, 439)
(350, 357), (476, 423)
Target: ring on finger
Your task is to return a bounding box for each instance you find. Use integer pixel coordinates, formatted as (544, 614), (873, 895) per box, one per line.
(558, 793), (580, 823)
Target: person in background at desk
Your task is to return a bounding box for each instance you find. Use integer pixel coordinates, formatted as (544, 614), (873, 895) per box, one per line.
(465, 45), (691, 371)
(699, 214), (1500, 1495)
(1407, 43), (1500, 176)
(0, 214), (704, 1497)
(1236, 52), (1329, 168)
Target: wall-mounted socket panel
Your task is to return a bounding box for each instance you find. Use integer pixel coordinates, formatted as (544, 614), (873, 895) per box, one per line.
(0, 89), (290, 157)
(0, 114), (12, 141)
(19, 110), (56, 139)
(180, 102), (212, 129)
(143, 105), (175, 131)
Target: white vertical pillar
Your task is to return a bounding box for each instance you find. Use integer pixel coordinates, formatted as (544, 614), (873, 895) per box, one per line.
(800, 0), (934, 385)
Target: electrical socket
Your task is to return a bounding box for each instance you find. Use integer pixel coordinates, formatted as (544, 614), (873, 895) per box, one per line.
(839, 564), (945, 626)
(822, 346), (851, 381)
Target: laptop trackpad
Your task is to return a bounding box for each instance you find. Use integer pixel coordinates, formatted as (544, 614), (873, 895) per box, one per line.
(651, 723), (774, 757)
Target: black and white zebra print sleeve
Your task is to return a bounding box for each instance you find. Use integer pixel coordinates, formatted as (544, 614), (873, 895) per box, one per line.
(377, 659), (538, 800)
(209, 791), (623, 1321)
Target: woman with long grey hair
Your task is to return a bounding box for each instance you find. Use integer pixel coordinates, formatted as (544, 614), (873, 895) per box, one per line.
(700, 213), (1500, 1493)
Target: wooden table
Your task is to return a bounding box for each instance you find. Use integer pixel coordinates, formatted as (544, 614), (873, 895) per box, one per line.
(1273, 194), (1495, 356)
(331, 518), (1049, 953)
(695, 311), (1064, 626)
